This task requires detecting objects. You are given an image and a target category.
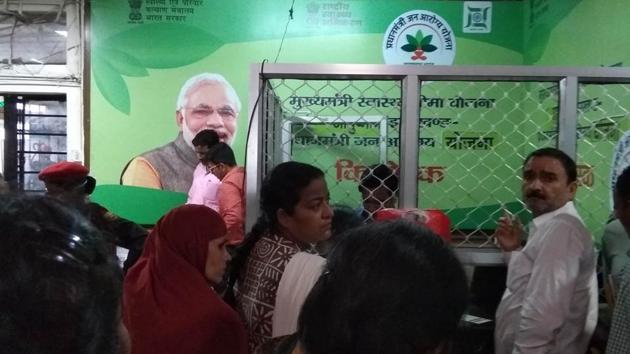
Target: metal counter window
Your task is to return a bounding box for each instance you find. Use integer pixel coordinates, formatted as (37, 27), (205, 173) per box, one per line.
(247, 64), (630, 264)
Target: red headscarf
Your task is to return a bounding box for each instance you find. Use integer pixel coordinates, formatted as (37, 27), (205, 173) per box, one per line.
(123, 204), (248, 354)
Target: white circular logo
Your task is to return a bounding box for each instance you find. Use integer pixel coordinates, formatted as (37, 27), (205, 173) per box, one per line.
(383, 10), (456, 65)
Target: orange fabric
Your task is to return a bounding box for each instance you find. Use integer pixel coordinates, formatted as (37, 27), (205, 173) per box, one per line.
(121, 157), (162, 190)
(219, 167), (245, 244)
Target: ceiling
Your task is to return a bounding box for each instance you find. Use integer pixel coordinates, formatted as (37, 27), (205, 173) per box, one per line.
(0, 0), (70, 65)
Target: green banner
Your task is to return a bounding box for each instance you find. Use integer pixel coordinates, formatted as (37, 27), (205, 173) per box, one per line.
(90, 0), (630, 240)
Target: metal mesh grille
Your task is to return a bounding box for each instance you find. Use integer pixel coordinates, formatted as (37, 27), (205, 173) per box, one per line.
(260, 78), (562, 246)
(263, 78), (402, 217)
(576, 83), (630, 243)
(251, 66), (630, 253)
(418, 81), (558, 247)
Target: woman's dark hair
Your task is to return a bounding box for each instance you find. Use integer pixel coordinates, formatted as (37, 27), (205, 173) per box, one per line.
(224, 161), (324, 304)
(202, 142), (237, 166)
(298, 221), (469, 354)
(0, 195), (122, 354)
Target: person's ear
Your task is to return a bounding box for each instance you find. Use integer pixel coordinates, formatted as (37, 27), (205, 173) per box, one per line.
(568, 180), (578, 199)
(176, 110), (184, 128)
(84, 176), (96, 195)
(277, 208), (292, 230)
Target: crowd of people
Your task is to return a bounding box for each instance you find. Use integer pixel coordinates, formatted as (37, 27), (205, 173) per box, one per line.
(2, 145), (630, 354)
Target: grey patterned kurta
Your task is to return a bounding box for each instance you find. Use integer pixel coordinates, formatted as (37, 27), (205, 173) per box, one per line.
(235, 232), (304, 352)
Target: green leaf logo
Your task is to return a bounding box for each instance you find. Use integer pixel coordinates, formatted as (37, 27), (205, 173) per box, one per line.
(406, 34), (418, 47)
(401, 44), (417, 52)
(420, 35), (433, 47)
(400, 30), (438, 60)
(415, 30), (424, 45)
(422, 44), (438, 53)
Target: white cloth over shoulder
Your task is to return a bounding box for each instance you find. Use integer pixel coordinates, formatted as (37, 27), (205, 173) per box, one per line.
(272, 252), (326, 337)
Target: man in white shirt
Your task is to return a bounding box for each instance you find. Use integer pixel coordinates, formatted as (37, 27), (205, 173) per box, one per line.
(494, 147), (597, 354)
(186, 129), (221, 211)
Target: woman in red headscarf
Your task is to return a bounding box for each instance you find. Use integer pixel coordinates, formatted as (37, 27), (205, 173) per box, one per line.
(123, 205), (248, 354)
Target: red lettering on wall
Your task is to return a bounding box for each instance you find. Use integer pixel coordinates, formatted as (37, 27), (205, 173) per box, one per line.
(335, 159), (445, 183)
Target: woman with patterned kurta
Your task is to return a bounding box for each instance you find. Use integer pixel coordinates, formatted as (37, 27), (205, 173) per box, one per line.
(225, 162), (333, 352)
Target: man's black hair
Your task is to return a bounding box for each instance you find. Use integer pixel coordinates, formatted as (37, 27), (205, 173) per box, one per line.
(524, 147), (577, 183)
(358, 164), (399, 194)
(202, 142), (236, 166)
(192, 129), (220, 148)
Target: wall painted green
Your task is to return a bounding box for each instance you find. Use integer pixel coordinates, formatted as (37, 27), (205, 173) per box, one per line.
(90, 0), (629, 239)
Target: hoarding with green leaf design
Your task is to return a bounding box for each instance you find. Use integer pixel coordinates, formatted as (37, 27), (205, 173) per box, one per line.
(91, 0), (630, 240)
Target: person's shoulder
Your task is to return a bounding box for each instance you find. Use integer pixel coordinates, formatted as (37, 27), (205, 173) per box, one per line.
(289, 252), (326, 268)
(234, 166), (245, 177)
(87, 201), (109, 214)
(140, 139), (178, 159)
(546, 213), (592, 242)
(224, 167), (245, 184)
(550, 213), (587, 229)
(603, 219), (627, 241)
(121, 156), (161, 185)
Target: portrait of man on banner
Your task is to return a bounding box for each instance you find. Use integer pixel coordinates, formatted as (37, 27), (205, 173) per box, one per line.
(120, 73), (241, 193)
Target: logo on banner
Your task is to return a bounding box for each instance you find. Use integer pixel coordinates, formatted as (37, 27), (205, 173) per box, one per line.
(128, 0), (143, 22)
(463, 1), (492, 33)
(382, 10), (456, 65)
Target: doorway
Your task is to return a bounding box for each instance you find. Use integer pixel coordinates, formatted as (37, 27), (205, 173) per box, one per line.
(2, 93), (67, 192)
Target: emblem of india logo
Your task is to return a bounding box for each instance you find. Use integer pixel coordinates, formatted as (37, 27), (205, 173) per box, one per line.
(382, 10), (456, 65)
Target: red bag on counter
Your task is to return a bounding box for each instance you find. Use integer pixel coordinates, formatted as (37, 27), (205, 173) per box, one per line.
(373, 208), (451, 242)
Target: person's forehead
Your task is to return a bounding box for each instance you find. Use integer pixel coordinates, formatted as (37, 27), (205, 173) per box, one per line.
(299, 178), (328, 200)
(524, 156), (566, 175)
(187, 83), (235, 107)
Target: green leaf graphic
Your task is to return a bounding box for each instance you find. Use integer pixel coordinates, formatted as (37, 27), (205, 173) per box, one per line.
(92, 53), (130, 114)
(524, 24), (552, 64)
(421, 35), (433, 47)
(422, 44), (438, 53)
(406, 34), (418, 47)
(97, 46), (148, 77)
(401, 44), (417, 52)
(415, 30), (424, 44)
(101, 23), (222, 69)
